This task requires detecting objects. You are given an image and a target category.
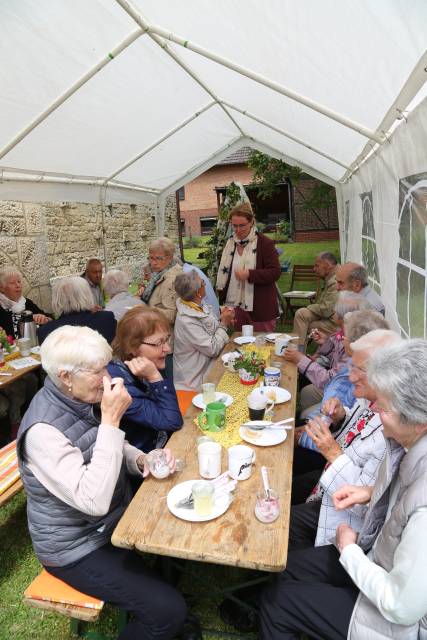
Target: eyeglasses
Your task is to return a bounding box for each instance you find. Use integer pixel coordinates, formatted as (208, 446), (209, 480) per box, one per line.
(74, 365), (108, 377)
(141, 335), (171, 348)
(348, 363), (368, 376)
(149, 255), (168, 262)
(231, 223), (250, 229)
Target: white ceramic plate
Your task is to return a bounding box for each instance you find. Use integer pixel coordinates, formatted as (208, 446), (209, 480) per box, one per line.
(192, 392), (233, 409)
(257, 386), (291, 404)
(233, 336), (256, 345)
(30, 346), (41, 355)
(167, 480), (232, 522)
(239, 424), (288, 447)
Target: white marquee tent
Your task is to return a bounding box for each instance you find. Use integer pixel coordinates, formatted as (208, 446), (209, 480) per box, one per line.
(1, 0), (427, 336)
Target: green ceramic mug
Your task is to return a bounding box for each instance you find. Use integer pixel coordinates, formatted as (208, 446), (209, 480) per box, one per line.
(197, 401), (226, 432)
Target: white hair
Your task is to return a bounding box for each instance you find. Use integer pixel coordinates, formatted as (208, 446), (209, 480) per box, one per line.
(0, 266), (22, 289)
(350, 329), (401, 353)
(40, 325), (112, 387)
(148, 237), (175, 257)
(368, 339), (427, 425)
(52, 277), (94, 316)
(344, 310), (389, 343)
(334, 291), (369, 319)
(103, 269), (130, 297)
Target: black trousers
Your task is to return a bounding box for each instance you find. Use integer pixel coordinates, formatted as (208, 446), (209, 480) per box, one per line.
(46, 543), (187, 640)
(291, 468), (323, 504)
(289, 500), (321, 550)
(260, 545), (358, 640)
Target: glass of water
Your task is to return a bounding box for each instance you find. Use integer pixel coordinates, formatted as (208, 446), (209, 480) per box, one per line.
(202, 382), (216, 405)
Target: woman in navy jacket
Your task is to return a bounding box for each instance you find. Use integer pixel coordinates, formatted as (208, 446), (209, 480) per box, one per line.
(108, 306), (183, 452)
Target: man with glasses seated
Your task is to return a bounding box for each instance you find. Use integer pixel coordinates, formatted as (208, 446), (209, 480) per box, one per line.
(108, 307), (183, 454)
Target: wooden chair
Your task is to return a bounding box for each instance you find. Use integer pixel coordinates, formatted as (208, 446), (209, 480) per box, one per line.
(282, 264), (321, 320)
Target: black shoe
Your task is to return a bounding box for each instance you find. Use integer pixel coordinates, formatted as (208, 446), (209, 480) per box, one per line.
(219, 598), (259, 633)
(177, 614), (202, 640)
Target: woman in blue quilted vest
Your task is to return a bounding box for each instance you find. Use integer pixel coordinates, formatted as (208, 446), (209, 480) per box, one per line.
(17, 325), (188, 640)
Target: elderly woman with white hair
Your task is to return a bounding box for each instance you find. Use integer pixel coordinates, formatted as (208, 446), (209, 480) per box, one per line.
(17, 325), (188, 640)
(173, 269), (234, 390)
(37, 276), (116, 344)
(261, 338), (427, 640)
(138, 237), (183, 377)
(104, 269), (143, 321)
(0, 265), (51, 339)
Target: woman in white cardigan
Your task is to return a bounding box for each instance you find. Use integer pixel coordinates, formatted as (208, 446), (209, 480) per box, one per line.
(260, 338), (427, 640)
(173, 270), (234, 390)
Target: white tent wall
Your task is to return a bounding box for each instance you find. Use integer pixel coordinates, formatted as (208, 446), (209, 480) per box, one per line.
(337, 96), (427, 339)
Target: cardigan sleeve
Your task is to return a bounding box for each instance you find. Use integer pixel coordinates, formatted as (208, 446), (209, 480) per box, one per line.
(247, 235), (281, 285)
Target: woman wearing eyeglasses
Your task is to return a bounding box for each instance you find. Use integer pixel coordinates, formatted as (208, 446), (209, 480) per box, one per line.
(107, 306), (183, 453)
(138, 237), (183, 378)
(216, 202), (281, 331)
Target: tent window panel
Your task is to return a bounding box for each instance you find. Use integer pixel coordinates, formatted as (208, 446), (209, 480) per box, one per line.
(409, 269), (425, 338)
(361, 192), (374, 237)
(396, 263), (410, 336)
(398, 206), (411, 262)
(411, 211), (426, 270)
(344, 200), (350, 261)
(362, 238), (380, 290)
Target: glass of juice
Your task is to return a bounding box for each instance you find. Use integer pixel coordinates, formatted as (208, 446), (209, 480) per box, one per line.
(192, 481), (214, 517)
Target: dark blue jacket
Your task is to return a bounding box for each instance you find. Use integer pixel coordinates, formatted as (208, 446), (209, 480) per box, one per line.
(37, 310), (116, 345)
(107, 360), (183, 452)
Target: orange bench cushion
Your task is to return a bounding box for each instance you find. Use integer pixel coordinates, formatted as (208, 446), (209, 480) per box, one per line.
(176, 390), (197, 416)
(25, 569), (103, 610)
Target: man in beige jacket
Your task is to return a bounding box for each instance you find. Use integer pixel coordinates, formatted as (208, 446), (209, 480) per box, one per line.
(292, 252), (338, 346)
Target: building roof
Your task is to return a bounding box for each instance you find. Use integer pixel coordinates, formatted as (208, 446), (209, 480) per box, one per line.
(217, 147), (253, 165)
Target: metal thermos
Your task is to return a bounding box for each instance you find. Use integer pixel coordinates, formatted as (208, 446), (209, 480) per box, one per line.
(19, 311), (38, 348)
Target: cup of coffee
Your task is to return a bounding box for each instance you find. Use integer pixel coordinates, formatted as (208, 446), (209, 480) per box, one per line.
(247, 393), (274, 421)
(198, 441), (222, 479)
(197, 402), (226, 432)
(264, 366), (281, 387)
(242, 325), (254, 337)
(275, 336), (290, 356)
(228, 445), (256, 481)
(17, 337), (31, 357)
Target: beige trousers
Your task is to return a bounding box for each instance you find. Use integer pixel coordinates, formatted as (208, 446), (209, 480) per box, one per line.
(292, 307), (338, 346)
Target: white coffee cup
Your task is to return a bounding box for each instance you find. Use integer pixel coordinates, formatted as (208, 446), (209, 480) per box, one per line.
(198, 441), (222, 479)
(228, 445), (256, 481)
(242, 325), (254, 337)
(275, 336), (290, 356)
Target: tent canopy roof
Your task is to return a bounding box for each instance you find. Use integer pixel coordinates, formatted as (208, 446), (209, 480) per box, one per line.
(1, 0), (427, 203)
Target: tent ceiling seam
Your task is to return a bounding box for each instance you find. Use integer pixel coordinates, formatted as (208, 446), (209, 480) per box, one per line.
(0, 27), (144, 162)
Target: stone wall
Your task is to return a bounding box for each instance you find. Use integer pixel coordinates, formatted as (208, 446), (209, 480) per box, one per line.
(0, 195), (179, 312)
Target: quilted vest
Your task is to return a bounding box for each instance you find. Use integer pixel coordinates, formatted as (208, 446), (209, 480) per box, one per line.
(349, 435), (427, 640)
(17, 377), (132, 567)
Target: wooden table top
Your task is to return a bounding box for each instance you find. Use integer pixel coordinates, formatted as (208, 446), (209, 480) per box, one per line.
(112, 339), (297, 573)
(0, 353), (41, 388)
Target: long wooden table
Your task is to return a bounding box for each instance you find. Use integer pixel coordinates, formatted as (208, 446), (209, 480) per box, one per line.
(112, 341), (297, 573)
(0, 353), (41, 389)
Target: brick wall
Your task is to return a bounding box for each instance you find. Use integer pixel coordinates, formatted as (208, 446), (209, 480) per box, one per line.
(293, 177), (338, 231)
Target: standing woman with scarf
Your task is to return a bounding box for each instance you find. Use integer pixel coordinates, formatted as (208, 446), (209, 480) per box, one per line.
(216, 202), (281, 332)
(138, 238), (182, 378)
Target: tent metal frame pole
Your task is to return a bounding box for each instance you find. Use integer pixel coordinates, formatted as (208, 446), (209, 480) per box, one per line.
(0, 173), (158, 194)
(0, 28), (144, 162)
(115, 0), (383, 145)
(341, 49), (427, 182)
(103, 100), (216, 183)
(114, 0), (245, 137)
(222, 101), (350, 170)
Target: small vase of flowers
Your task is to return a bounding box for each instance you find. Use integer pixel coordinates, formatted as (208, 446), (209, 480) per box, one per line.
(233, 351), (266, 385)
(0, 327), (14, 353)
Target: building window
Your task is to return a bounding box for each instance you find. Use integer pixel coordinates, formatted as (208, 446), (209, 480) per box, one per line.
(177, 186), (185, 201)
(397, 173), (427, 338)
(200, 217), (217, 235)
(360, 191), (381, 293)
(180, 218), (186, 235)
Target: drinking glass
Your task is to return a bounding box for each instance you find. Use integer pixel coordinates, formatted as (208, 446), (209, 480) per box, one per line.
(192, 481), (214, 516)
(255, 490), (280, 523)
(202, 382), (216, 405)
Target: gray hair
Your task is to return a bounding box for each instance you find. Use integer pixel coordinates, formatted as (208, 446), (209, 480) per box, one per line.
(344, 310), (389, 343)
(351, 329), (401, 354)
(40, 325), (111, 387)
(348, 264), (368, 288)
(103, 269), (130, 297)
(148, 237), (175, 257)
(0, 266), (22, 289)
(52, 276), (94, 316)
(174, 269), (203, 301)
(368, 339), (427, 425)
(317, 252), (337, 265)
(334, 291), (369, 319)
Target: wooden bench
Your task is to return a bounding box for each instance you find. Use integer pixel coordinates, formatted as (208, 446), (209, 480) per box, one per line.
(0, 440), (23, 507)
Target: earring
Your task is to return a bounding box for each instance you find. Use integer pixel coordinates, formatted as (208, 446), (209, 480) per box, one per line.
(68, 386), (72, 392)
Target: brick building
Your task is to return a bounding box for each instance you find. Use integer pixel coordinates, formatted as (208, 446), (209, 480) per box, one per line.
(178, 147), (339, 241)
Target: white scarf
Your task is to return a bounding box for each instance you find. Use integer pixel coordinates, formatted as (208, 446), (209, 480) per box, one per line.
(0, 292), (26, 313)
(216, 225), (258, 312)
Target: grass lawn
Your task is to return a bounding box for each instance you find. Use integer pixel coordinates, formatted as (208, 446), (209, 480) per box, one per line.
(1, 238), (339, 639)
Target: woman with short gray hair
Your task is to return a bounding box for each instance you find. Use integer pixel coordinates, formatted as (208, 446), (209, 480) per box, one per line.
(0, 265), (51, 339)
(37, 276), (116, 345)
(17, 325), (187, 639)
(104, 269), (143, 321)
(173, 269), (234, 390)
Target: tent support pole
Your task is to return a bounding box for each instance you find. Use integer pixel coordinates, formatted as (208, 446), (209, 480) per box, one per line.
(100, 188), (109, 271)
(222, 101), (350, 170)
(103, 100), (216, 183)
(0, 28), (144, 161)
(115, 0), (383, 144)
